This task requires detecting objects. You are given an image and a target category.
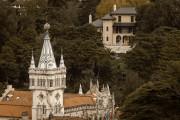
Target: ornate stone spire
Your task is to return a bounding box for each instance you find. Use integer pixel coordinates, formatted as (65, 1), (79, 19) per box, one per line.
(29, 50), (35, 69)
(59, 49), (66, 69)
(79, 84), (83, 95)
(38, 23), (57, 69)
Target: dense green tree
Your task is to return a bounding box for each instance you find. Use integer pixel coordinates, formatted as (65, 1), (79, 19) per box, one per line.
(120, 79), (180, 120)
(125, 27), (180, 80)
(137, 0), (180, 32)
(78, 0), (100, 25)
(0, 1), (17, 51)
(0, 82), (5, 97)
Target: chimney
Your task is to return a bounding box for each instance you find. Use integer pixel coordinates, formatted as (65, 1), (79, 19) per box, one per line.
(113, 4), (117, 11)
(89, 14), (92, 24)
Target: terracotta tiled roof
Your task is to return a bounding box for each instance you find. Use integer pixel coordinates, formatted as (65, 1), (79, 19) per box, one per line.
(0, 104), (31, 118)
(64, 94), (95, 108)
(0, 91), (32, 118)
(0, 91), (96, 118)
(0, 91), (32, 106)
(45, 116), (86, 120)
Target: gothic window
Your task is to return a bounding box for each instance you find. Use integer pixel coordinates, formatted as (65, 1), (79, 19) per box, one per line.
(106, 36), (109, 41)
(37, 104), (41, 114)
(50, 80), (53, 87)
(58, 78), (60, 86)
(37, 79), (40, 86)
(42, 105), (46, 114)
(31, 79), (35, 86)
(42, 80), (45, 87)
(55, 104), (61, 114)
(55, 79), (57, 86)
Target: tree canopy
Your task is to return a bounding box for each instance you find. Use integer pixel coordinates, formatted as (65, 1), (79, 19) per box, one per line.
(137, 0), (180, 32)
(125, 27), (180, 80)
(120, 79), (180, 120)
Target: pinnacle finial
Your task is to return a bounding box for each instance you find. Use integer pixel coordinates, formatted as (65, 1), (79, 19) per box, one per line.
(107, 84), (110, 95)
(96, 79), (99, 90)
(44, 23), (50, 31)
(30, 49), (35, 69)
(79, 84), (83, 95)
(59, 49), (66, 69)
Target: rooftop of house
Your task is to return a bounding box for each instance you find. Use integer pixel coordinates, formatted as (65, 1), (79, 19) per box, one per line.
(91, 7), (136, 28)
(0, 90), (96, 118)
(92, 19), (103, 28)
(111, 7), (136, 15)
(102, 14), (115, 20)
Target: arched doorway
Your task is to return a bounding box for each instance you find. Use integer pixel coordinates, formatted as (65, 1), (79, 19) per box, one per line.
(123, 36), (129, 46)
(116, 35), (121, 45)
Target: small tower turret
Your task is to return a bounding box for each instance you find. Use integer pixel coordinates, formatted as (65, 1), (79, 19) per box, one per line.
(29, 50), (35, 69)
(59, 50), (66, 69)
(29, 23), (66, 120)
(79, 84), (83, 95)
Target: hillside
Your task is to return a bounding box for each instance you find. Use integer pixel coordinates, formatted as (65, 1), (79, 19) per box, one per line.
(96, 0), (149, 17)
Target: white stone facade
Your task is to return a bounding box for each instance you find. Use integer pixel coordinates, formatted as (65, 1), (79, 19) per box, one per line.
(29, 23), (66, 120)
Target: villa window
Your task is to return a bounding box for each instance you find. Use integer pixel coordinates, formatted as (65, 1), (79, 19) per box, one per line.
(40, 79), (43, 86)
(106, 36), (109, 41)
(118, 16), (121, 22)
(129, 27), (133, 33)
(123, 36), (129, 45)
(116, 36), (121, 45)
(106, 26), (109, 31)
(131, 16), (134, 22)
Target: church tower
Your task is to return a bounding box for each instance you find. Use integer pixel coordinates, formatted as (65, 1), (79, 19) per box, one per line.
(29, 23), (66, 120)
